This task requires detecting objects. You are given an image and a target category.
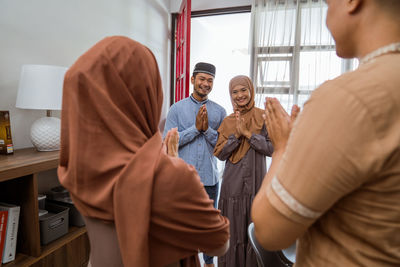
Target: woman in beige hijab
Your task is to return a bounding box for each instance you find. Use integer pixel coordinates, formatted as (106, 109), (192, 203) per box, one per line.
(214, 75), (273, 267)
(58, 36), (229, 267)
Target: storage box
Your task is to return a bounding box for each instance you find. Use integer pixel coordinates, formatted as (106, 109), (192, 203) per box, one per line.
(46, 186), (69, 200)
(47, 199), (85, 227)
(39, 202), (69, 245)
(38, 194), (46, 210)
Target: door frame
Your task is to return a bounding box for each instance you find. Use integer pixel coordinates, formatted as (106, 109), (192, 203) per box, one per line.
(169, 5), (252, 106)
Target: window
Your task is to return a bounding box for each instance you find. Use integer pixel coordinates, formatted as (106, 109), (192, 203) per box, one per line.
(252, 1), (357, 111)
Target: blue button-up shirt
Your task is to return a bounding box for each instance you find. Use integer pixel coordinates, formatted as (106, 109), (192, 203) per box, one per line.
(163, 95), (226, 186)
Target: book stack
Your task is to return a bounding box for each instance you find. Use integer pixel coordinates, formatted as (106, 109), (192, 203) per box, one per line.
(0, 203), (20, 264)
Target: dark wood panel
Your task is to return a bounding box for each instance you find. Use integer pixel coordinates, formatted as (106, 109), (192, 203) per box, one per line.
(0, 148), (59, 182)
(3, 227), (89, 267)
(31, 233), (90, 267)
(2, 254), (35, 267)
(0, 175), (41, 257)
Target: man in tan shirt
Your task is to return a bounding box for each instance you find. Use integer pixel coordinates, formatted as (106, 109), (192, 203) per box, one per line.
(252, 0), (400, 266)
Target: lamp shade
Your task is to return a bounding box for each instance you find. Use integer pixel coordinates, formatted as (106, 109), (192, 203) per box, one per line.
(16, 64), (67, 110)
(16, 64), (67, 151)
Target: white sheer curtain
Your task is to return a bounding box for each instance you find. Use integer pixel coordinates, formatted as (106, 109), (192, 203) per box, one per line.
(250, 0), (357, 111)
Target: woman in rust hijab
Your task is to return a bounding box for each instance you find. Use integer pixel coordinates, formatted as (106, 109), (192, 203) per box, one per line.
(58, 36), (229, 267)
(214, 75), (273, 267)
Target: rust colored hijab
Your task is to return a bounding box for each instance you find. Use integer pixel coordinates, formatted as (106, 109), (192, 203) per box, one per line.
(214, 75), (265, 163)
(58, 36), (228, 267)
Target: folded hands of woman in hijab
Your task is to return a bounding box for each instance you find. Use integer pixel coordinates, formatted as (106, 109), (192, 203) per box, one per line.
(164, 128), (179, 157)
(234, 111), (252, 139)
(263, 97), (300, 152)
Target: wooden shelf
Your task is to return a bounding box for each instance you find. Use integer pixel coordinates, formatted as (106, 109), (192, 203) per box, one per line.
(3, 226), (87, 267)
(0, 148), (89, 266)
(0, 148), (59, 182)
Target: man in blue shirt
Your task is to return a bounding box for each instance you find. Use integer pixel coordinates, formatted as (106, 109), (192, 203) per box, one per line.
(163, 62), (226, 267)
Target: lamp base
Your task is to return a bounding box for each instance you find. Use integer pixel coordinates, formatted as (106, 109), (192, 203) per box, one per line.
(30, 117), (61, 151)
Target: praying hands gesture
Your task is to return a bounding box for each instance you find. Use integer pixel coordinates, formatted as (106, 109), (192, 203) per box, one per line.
(263, 97), (300, 152)
(164, 127), (179, 157)
(234, 111), (252, 139)
(195, 104), (208, 132)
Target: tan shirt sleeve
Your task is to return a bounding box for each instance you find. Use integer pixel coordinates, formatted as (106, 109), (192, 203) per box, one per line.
(266, 81), (382, 225)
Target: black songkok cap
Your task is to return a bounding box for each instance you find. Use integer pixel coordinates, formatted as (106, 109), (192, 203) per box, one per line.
(193, 62), (216, 77)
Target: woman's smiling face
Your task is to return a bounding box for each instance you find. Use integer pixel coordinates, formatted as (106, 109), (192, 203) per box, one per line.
(231, 84), (251, 107)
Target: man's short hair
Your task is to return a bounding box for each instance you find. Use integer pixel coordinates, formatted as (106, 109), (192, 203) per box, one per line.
(193, 62), (216, 77)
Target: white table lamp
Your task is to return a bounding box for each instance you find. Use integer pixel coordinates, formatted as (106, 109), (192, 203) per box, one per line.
(16, 64), (67, 151)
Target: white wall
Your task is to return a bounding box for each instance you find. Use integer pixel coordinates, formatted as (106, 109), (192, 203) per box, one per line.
(170, 0), (251, 13)
(0, 0), (171, 149)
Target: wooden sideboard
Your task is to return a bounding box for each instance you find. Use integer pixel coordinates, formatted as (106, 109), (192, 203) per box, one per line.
(0, 148), (89, 267)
